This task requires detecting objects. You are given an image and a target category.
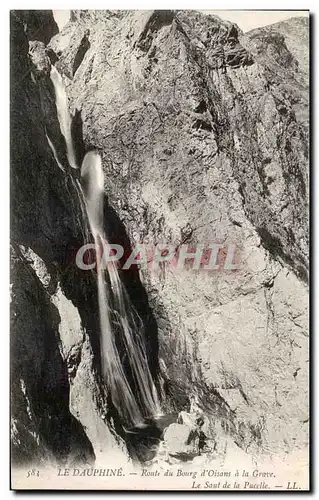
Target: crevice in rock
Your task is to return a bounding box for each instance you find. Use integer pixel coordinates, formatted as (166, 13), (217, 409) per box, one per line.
(256, 226), (308, 283)
(71, 108), (86, 167)
(192, 118), (213, 132)
(72, 31), (90, 77)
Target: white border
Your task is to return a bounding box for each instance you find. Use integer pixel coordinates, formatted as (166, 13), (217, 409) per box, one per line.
(1, 1), (316, 498)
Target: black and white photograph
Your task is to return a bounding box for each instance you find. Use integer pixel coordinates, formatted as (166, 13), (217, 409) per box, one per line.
(10, 8), (310, 490)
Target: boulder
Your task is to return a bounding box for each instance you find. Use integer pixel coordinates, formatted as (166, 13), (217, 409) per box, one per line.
(163, 423), (199, 458)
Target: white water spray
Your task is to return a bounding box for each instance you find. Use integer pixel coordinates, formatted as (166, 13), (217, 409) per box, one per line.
(81, 151), (160, 426)
(49, 67), (160, 428)
(46, 132), (65, 172)
(50, 66), (77, 169)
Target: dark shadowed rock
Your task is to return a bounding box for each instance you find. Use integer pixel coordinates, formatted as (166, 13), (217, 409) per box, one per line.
(12, 10), (58, 45)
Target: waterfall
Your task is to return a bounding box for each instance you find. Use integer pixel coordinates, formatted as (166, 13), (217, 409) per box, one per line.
(46, 131), (64, 172)
(49, 67), (160, 428)
(50, 66), (77, 170)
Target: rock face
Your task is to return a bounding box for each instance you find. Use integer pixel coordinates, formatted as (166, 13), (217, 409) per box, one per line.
(12, 10), (59, 44)
(11, 9), (309, 466)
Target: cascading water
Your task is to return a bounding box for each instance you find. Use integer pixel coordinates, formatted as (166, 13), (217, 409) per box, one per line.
(50, 66), (77, 170)
(49, 66), (160, 428)
(46, 132), (64, 172)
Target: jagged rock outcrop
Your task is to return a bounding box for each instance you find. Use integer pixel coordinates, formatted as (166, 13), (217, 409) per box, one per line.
(248, 17), (309, 80)
(12, 10), (59, 45)
(11, 9), (309, 466)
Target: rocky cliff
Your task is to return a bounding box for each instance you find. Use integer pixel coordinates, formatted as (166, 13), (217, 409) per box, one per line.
(11, 10), (309, 468)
